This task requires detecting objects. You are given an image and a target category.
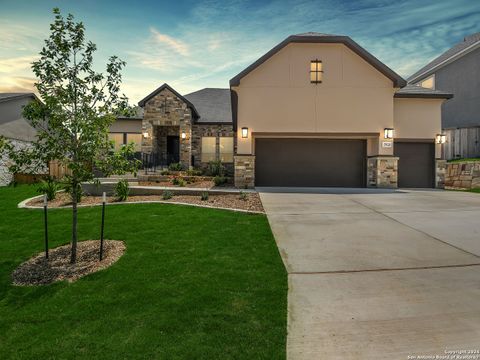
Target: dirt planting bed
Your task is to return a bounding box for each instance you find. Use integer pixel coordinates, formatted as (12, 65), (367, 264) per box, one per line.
(12, 240), (125, 286)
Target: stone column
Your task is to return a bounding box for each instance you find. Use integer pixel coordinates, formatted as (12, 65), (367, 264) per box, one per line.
(179, 125), (192, 169)
(435, 159), (446, 189)
(367, 156), (398, 188)
(234, 155), (255, 188)
(141, 120), (154, 154)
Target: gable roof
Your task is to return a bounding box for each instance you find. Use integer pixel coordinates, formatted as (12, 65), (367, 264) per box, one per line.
(394, 84), (453, 99)
(230, 32), (406, 87)
(137, 83), (199, 119)
(408, 32), (480, 83)
(0, 93), (38, 142)
(0, 93), (37, 103)
(184, 88), (232, 123)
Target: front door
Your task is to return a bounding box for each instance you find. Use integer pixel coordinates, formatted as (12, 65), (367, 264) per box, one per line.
(166, 136), (180, 164)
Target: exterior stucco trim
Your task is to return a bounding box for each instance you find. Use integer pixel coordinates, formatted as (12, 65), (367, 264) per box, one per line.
(229, 35), (406, 87)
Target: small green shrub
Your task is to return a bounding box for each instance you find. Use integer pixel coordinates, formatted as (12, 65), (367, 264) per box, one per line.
(214, 176), (227, 186)
(208, 160), (225, 177)
(239, 191), (248, 201)
(162, 190), (174, 200)
(200, 191), (209, 201)
(172, 177), (186, 187)
(186, 169), (203, 176)
(168, 162), (184, 171)
(37, 177), (60, 201)
(114, 179), (130, 201)
(160, 169), (170, 175)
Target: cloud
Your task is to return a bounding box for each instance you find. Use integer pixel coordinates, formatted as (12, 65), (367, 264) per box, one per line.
(0, 75), (36, 93)
(149, 27), (189, 56)
(0, 55), (38, 73)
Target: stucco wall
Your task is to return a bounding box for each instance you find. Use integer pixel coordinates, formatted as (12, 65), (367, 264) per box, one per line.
(435, 47), (480, 129)
(109, 118), (142, 133)
(233, 42), (396, 156)
(393, 98), (443, 158)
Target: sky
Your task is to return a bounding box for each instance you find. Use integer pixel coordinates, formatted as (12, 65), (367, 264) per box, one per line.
(0, 0), (479, 103)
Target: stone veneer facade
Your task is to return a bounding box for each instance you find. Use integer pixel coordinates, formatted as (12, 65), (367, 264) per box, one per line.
(141, 88), (193, 166)
(191, 124), (235, 173)
(141, 87), (234, 172)
(234, 155), (255, 188)
(445, 160), (480, 189)
(367, 156), (398, 188)
(435, 159), (446, 189)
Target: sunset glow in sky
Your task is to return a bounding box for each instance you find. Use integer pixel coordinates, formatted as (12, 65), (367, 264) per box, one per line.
(1, 0), (479, 102)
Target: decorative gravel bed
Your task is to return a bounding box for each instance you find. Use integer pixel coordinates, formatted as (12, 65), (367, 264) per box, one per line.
(12, 240), (125, 286)
(27, 191), (264, 213)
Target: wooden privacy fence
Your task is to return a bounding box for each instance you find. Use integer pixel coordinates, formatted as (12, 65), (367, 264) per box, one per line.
(49, 160), (71, 179)
(444, 127), (480, 160)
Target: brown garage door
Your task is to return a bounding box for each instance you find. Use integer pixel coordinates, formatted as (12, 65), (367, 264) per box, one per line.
(255, 138), (366, 187)
(394, 141), (435, 188)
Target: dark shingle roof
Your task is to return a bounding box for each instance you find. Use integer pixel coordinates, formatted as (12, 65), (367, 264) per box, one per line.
(394, 84), (453, 99)
(0, 93), (35, 103)
(408, 32), (480, 83)
(184, 88), (232, 124)
(230, 33), (406, 87)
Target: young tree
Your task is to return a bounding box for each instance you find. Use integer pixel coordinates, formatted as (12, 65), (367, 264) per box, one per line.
(7, 8), (138, 263)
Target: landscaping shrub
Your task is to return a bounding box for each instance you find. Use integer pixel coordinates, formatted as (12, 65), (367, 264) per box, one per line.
(168, 162), (184, 171)
(208, 160), (225, 177)
(239, 191), (248, 201)
(214, 176), (227, 186)
(114, 179), (130, 201)
(186, 168), (203, 176)
(172, 177), (186, 187)
(36, 177), (60, 201)
(162, 190), (173, 200)
(160, 169), (170, 175)
(200, 191), (209, 201)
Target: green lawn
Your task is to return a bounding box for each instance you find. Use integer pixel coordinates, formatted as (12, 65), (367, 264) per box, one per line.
(0, 186), (287, 359)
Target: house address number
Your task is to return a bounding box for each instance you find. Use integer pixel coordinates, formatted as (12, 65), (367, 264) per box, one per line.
(382, 141), (393, 148)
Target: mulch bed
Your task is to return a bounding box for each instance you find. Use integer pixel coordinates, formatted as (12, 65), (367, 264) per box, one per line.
(12, 240), (125, 286)
(27, 192), (264, 213)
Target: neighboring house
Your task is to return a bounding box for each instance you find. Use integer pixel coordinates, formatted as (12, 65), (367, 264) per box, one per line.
(408, 32), (480, 159)
(0, 93), (38, 186)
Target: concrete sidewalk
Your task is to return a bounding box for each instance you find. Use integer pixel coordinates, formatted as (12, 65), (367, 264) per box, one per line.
(260, 189), (480, 359)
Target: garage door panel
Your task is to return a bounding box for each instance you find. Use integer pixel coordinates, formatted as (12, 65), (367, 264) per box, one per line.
(395, 142), (435, 188)
(255, 139), (366, 187)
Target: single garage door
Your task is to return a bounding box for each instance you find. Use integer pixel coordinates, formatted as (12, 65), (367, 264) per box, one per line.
(394, 141), (435, 188)
(255, 138), (366, 187)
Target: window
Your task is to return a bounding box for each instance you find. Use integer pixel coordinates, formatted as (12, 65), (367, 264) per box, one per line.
(126, 133), (142, 152)
(420, 75), (435, 89)
(201, 137), (216, 162)
(108, 133), (124, 151)
(219, 137), (234, 163)
(310, 60), (323, 83)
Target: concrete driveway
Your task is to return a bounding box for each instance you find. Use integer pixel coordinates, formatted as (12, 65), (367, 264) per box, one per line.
(259, 188), (480, 360)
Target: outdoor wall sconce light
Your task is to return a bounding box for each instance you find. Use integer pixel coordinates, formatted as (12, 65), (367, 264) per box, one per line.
(384, 128), (394, 139)
(181, 131), (186, 140)
(436, 134), (446, 144)
(142, 132), (149, 139)
(241, 127), (249, 138)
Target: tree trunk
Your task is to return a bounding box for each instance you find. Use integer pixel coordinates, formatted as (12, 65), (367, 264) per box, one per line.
(70, 185), (78, 264)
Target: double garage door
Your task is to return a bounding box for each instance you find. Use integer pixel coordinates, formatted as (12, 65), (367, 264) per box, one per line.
(255, 138), (435, 188)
